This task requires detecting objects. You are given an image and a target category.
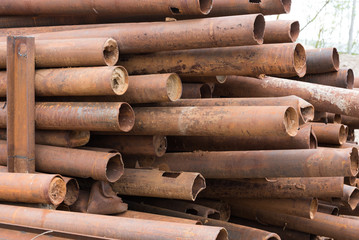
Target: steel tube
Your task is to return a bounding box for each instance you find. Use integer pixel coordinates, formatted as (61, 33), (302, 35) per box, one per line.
(62, 177), (79, 206)
(199, 177), (344, 199)
(306, 48), (340, 74)
(264, 20), (300, 43)
(341, 115), (359, 129)
(311, 123), (348, 145)
(119, 43), (306, 77)
(0, 173), (65, 205)
(327, 113), (342, 124)
(0, 102), (135, 131)
(180, 76), (227, 84)
(0, 141), (124, 182)
(182, 83), (212, 98)
(195, 199), (231, 221)
(133, 148), (358, 178)
(111, 169), (205, 201)
(317, 203), (339, 215)
(214, 76), (359, 118)
(0, 204), (228, 240)
(126, 106), (299, 136)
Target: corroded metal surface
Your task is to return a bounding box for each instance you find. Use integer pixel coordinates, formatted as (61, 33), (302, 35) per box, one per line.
(305, 48), (340, 74)
(180, 76), (227, 84)
(111, 168), (205, 201)
(311, 122), (348, 145)
(264, 20), (299, 43)
(181, 83), (212, 99)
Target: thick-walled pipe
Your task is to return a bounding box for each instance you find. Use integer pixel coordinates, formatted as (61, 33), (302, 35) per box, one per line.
(119, 43), (306, 77)
(214, 76), (359, 118)
(305, 48), (340, 74)
(0, 141), (124, 182)
(199, 177), (344, 199)
(62, 177), (80, 206)
(133, 148), (358, 178)
(88, 135), (167, 157)
(181, 83), (212, 99)
(0, 173), (65, 205)
(228, 198), (318, 219)
(0, 129), (90, 148)
(0, 102), (135, 132)
(0, 204), (228, 240)
(167, 124), (317, 151)
(264, 20), (300, 43)
(111, 169), (205, 201)
(328, 184), (359, 210)
(296, 68), (354, 89)
(181, 76), (227, 84)
(158, 95), (314, 124)
(125, 106), (298, 137)
(311, 123), (348, 145)
(0, 38), (118, 68)
(0, 66), (128, 96)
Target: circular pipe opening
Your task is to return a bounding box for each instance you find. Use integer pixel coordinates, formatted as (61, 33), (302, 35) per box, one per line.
(309, 129), (318, 149)
(191, 174), (206, 201)
(63, 178), (80, 206)
(167, 73), (182, 102)
(347, 69), (354, 89)
(216, 76), (227, 84)
(253, 14), (265, 44)
(266, 234), (281, 240)
(200, 84), (212, 98)
(332, 48), (340, 71)
(348, 188), (359, 210)
(334, 114), (342, 124)
(48, 177), (67, 206)
(281, 0), (292, 13)
(215, 229), (228, 240)
(153, 135), (167, 157)
(199, 0), (213, 15)
(300, 106), (315, 123)
(331, 206), (339, 216)
(293, 43), (307, 77)
(111, 67), (129, 95)
(102, 38), (119, 66)
(290, 21), (300, 42)
(350, 147), (359, 176)
(309, 198), (318, 219)
(338, 125), (348, 145)
(68, 130), (90, 147)
(118, 103), (135, 132)
(106, 154), (124, 183)
(283, 107), (299, 137)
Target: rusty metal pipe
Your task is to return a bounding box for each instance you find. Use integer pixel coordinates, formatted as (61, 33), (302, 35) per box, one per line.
(295, 68), (354, 89)
(0, 141), (124, 182)
(111, 169), (205, 201)
(158, 95), (314, 124)
(182, 83), (212, 99)
(0, 102), (135, 132)
(306, 48), (340, 74)
(311, 123), (348, 145)
(199, 177), (344, 199)
(341, 115), (359, 129)
(88, 135), (167, 157)
(317, 203), (339, 215)
(62, 177), (79, 206)
(133, 148), (358, 178)
(195, 199), (231, 221)
(0, 204), (228, 240)
(326, 184), (359, 210)
(119, 43), (306, 77)
(0, 173), (65, 205)
(214, 76), (359, 118)
(126, 106), (298, 137)
(327, 113), (342, 124)
(264, 20), (300, 43)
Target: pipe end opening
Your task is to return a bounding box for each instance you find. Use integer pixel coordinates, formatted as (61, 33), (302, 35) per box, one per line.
(294, 43), (307, 77)
(106, 154), (124, 182)
(253, 14), (265, 44)
(192, 174), (206, 201)
(200, 84), (212, 98)
(290, 21), (300, 42)
(300, 106), (315, 123)
(309, 198), (318, 219)
(103, 38), (119, 66)
(112, 67), (129, 95)
(310, 129), (318, 149)
(63, 178), (80, 206)
(49, 177), (67, 206)
(347, 69), (354, 89)
(215, 229), (228, 240)
(199, 0), (213, 15)
(118, 103), (135, 132)
(332, 48), (340, 71)
(339, 125), (348, 145)
(167, 73), (183, 102)
(350, 147), (359, 176)
(153, 135), (167, 157)
(281, 0), (292, 13)
(216, 76), (227, 84)
(284, 107), (299, 137)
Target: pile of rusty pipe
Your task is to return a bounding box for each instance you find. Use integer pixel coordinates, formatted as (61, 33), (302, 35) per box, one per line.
(133, 148), (358, 178)
(208, 0), (291, 16)
(0, 66), (128, 96)
(214, 76), (359, 118)
(16, 15), (265, 54)
(88, 135), (167, 157)
(181, 83), (212, 99)
(228, 198), (318, 219)
(312, 123), (348, 145)
(0, 141), (124, 182)
(0, 38), (119, 68)
(264, 20), (300, 43)
(305, 48), (340, 74)
(296, 68), (354, 89)
(180, 76), (227, 84)
(125, 105), (298, 137)
(126, 200), (280, 240)
(62, 177), (80, 206)
(0, 0), (213, 17)
(0, 204), (228, 240)
(111, 169), (205, 201)
(0, 102), (135, 131)
(199, 177), (344, 199)
(0, 129), (90, 148)
(119, 43), (306, 77)
(167, 124), (317, 151)
(0, 172), (65, 205)
(158, 95), (314, 124)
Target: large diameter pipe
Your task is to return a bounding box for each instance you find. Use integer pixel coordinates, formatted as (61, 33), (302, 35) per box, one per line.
(0, 38), (118, 68)
(133, 148), (359, 178)
(0, 102), (135, 132)
(311, 123), (348, 145)
(0, 66), (128, 97)
(214, 76), (359, 118)
(119, 43), (306, 77)
(0, 204), (228, 240)
(158, 95), (314, 124)
(306, 48), (340, 74)
(0, 140), (124, 182)
(111, 168), (206, 201)
(0, 173), (65, 205)
(199, 177), (344, 199)
(264, 20), (300, 43)
(125, 106), (298, 137)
